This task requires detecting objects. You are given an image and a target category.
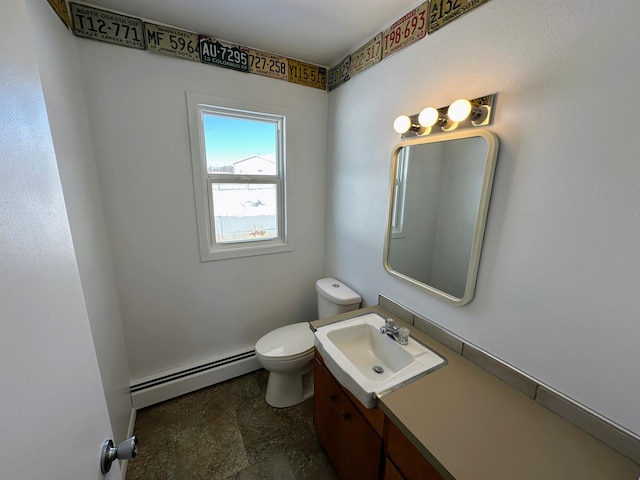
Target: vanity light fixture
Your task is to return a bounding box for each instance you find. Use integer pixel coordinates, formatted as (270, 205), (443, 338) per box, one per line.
(394, 93), (496, 138)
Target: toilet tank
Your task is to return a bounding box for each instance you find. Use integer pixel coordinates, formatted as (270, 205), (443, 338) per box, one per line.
(316, 277), (361, 319)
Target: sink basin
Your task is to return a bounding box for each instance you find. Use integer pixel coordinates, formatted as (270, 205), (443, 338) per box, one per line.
(314, 313), (446, 408)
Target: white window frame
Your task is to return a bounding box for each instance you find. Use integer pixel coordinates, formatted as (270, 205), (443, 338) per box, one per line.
(391, 146), (408, 238)
(186, 92), (294, 261)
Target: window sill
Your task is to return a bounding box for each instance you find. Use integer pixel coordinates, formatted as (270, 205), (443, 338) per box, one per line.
(199, 241), (294, 262)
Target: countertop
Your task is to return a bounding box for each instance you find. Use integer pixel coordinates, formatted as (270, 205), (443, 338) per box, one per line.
(311, 306), (640, 480)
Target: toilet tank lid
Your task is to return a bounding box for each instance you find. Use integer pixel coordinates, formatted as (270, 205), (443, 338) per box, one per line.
(316, 277), (361, 305)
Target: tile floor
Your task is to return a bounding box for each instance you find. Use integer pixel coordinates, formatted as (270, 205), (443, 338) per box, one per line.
(126, 369), (339, 479)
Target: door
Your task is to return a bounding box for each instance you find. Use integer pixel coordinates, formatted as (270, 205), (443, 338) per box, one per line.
(0, 1), (119, 478)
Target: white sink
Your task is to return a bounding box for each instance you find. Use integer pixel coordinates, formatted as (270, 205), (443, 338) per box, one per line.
(314, 313), (446, 408)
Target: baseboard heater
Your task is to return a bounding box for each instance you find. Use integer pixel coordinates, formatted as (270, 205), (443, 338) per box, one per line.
(130, 348), (260, 409)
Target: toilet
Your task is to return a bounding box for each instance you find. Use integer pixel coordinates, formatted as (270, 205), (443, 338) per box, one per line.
(255, 277), (361, 408)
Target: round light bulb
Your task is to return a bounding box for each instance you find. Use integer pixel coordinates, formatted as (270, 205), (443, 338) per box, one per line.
(418, 107), (439, 127)
(393, 115), (412, 134)
(448, 98), (472, 122)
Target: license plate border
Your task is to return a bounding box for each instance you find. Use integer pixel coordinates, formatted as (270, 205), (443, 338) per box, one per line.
(69, 2), (145, 50)
(143, 22), (200, 62)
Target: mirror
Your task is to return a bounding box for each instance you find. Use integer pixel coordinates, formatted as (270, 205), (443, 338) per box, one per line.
(383, 129), (498, 305)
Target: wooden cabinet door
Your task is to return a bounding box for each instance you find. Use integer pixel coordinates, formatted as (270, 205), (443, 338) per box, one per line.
(314, 357), (383, 479)
(313, 358), (343, 470)
(383, 458), (404, 480)
(339, 397), (383, 480)
(385, 418), (444, 480)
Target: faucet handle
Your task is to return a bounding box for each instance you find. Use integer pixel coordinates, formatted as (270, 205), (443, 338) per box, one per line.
(397, 327), (410, 345)
(385, 318), (397, 328)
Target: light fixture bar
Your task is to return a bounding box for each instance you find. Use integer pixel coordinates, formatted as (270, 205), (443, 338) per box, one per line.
(395, 93), (496, 138)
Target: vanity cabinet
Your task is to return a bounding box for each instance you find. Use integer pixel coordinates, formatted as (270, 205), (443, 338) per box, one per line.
(314, 348), (446, 480)
(313, 351), (383, 480)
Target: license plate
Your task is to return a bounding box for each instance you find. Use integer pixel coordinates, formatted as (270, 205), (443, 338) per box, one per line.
(288, 59), (326, 90)
(349, 33), (382, 77)
(70, 3), (144, 49)
(382, 1), (428, 59)
(199, 36), (249, 72)
(144, 23), (200, 61)
(327, 55), (351, 91)
(47, 0), (71, 28)
(249, 49), (288, 80)
(428, 0), (490, 33)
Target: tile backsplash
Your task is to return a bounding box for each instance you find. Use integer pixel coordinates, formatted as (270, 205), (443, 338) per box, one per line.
(378, 294), (640, 465)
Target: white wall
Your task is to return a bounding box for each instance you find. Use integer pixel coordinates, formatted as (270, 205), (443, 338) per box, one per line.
(25, 0), (133, 445)
(326, 0), (640, 437)
(75, 41), (328, 380)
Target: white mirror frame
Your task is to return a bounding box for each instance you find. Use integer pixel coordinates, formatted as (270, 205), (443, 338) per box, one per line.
(383, 129), (499, 306)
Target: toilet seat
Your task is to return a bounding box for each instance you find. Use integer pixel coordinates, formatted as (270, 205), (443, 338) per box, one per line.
(255, 323), (314, 359)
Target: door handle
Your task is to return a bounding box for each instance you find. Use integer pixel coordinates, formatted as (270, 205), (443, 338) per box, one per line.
(101, 436), (138, 474)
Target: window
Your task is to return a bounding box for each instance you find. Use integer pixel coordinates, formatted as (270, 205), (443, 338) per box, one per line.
(187, 92), (292, 261)
(391, 147), (408, 238)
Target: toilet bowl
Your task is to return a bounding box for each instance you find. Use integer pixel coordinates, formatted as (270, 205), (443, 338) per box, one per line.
(255, 278), (361, 408)
(255, 323), (315, 408)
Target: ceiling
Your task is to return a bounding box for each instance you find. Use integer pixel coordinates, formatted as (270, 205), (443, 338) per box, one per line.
(86, 0), (422, 66)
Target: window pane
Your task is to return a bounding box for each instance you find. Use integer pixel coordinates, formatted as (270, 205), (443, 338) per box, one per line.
(392, 149), (407, 233)
(211, 183), (279, 243)
(203, 114), (278, 176)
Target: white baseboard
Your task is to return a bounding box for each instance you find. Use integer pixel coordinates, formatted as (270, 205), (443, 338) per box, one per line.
(130, 348), (261, 409)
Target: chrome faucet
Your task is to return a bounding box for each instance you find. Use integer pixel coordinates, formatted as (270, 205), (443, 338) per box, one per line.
(379, 318), (409, 345)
